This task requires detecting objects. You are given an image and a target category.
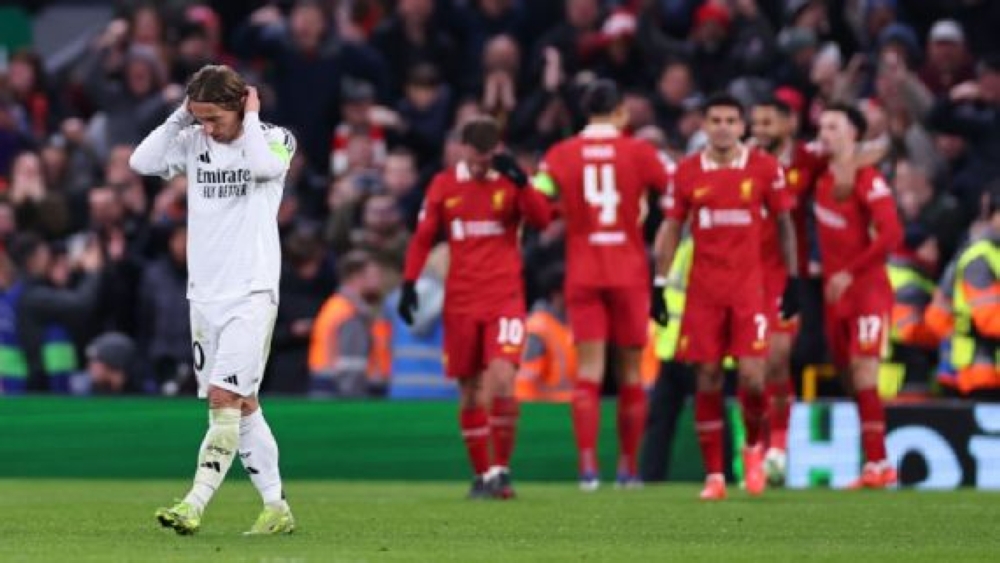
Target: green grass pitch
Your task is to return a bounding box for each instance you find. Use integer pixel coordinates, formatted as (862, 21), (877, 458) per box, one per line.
(0, 480), (996, 562)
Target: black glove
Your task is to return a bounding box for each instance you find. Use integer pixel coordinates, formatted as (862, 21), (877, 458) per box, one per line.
(491, 152), (528, 188)
(651, 277), (669, 326)
(780, 276), (801, 320)
(397, 281), (419, 326)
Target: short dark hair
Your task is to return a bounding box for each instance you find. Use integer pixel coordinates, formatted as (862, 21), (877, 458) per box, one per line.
(186, 65), (246, 111)
(581, 79), (622, 117)
(8, 232), (45, 270)
(823, 102), (868, 140)
(702, 92), (745, 117)
(337, 250), (376, 282)
(460, 116), (502, 153)
(753, 97), (793, 116)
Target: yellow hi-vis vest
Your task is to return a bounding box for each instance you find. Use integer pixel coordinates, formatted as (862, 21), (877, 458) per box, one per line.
(654, 238), (694, 361)
(879, 261), (937, 397)
(951, 240), (1000, 372)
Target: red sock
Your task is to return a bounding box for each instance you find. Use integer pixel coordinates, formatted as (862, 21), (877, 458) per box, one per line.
(855, 388), (887, 463)
(616, 384), (647, 477)
(694, 390), (724, 475)
(766, 380), (792, 451)
(740, 387), (766, 448)
(572, 380), (602, 475)
(490, 396), (519, 468)
(460, 407), (491, 475)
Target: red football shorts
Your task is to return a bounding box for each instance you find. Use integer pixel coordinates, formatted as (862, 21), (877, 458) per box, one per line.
(764, 270), (798, 335)
(443, 300), (525, 378)
(676, 299), (769, 363)
(566, 285), (648, 347)
(823, 292), (889, 368)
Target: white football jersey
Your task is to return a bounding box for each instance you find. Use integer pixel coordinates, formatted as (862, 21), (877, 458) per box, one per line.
(131, 110), (295, 302)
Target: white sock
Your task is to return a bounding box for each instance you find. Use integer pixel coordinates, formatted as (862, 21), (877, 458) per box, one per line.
(239, 408), (286, 507)
(183, 408), (241, 511)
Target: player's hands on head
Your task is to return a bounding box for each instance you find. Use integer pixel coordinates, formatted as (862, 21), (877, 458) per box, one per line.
(244, 86), (261, 114)
(781, 277), (801, 320)
(651, 277), (669, 326)
(398, 281), (419, 325)
(491, 152), (528, 188)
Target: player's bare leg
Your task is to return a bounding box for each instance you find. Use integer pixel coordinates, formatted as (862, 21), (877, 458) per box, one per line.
(574, 340), (606, 491)
(695, 363), (727, 500)
(614, 347), (647, 488)
(157, 387), (242, 534)
(847, 357), (896, 489)
(458, 375), (494, 498)
(485, 358), (519, 499)
(238, 396), (294, 535)
(738, 357), (768, 495)
(764, 332), (794, 486)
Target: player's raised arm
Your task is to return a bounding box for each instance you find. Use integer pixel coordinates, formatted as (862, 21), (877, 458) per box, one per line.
(492, 152), (555, 229)
(240, 86), (292, 181)
(129, 100), (193, 178)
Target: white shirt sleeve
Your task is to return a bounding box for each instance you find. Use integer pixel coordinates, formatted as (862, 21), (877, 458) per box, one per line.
(129, 105), (194, 179)
(242, 112), (294, 182)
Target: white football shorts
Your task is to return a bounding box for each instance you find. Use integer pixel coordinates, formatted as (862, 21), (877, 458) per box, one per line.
(190, 291), (277, 398)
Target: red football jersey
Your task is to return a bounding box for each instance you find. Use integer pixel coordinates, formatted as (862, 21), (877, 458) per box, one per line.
(760, 141), (828, 279)
(667, 146), (792, 307)
(404, 162), (553, 314)
(813, 165), (903, 300)
(539, 124), (673, 288)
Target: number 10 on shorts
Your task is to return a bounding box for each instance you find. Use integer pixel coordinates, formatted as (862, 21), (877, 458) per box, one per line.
(497, 317), (524, 345)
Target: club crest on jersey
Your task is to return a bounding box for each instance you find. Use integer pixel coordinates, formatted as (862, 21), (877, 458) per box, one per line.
(788, 168), (800, 187)
(740, 179), (754, 201)
(445, 196), (462, 209)
(694, 187), (711, 200)
(493, 190), (505, 210)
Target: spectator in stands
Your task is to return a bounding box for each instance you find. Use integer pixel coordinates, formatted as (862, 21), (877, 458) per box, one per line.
(894, 158), (964, 264)
(268, 224), (335, 395)
(533, 0), (603, 78)
(394, 63), (454, 169)
(330, 78), (387, 178)
(81, 331), (141, 395)
(920, 20), (976, 98)
(309, 250), (389, 397)
(4, 233), (103, 393)
(382, 148), (422, 228)
(371, 0), (458, 100)
(236, 0), (388, 172)
(7, 150), (71, 240)
(6, 50), (56, 141)
(0, 93), (34, 184)
(137, 221), (191, 396)
(78, 43), (178, 159)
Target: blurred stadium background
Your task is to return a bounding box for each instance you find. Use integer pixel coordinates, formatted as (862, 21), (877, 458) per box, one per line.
(1, 0), (1000, 558)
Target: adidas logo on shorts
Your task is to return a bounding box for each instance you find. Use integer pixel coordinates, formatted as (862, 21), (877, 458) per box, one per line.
(223, 375), (238, 386)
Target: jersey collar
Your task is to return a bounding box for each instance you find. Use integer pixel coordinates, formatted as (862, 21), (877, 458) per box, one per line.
(456, 161), (499, 182)
(580, 123), (621, 139)
(700, 144), (749, 171)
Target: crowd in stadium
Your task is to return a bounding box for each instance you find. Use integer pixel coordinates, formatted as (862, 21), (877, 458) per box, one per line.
(0, 0), (998, 401)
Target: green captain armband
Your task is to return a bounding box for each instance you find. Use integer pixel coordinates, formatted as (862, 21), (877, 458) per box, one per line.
(268, 141), (291, 163)
(531, 172), (559, 197)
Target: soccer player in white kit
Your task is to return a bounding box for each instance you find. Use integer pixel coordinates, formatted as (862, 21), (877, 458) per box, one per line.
(130, 65), (296, 535)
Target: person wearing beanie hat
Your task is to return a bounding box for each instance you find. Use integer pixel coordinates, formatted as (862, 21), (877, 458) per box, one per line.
(919, 19), (975, 97)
